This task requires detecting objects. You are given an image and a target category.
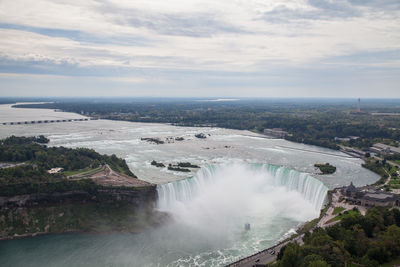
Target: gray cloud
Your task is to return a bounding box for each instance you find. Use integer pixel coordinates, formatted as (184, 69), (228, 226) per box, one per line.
(348, 0), (400, 8)
(261, 0), (384, 23)
(97, 2), (247, 37)
(0, 0), (399, 97)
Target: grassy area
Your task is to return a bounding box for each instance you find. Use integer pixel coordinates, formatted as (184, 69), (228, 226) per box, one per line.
(333, 207), (345, 215)
(386, 168), (400, 190)
(299, 218), (319, 234)
(386, 167), (399, 176)
(331, 209), (360, 222)
(64, 166), (103, 177)
(389, 184), (400, 189)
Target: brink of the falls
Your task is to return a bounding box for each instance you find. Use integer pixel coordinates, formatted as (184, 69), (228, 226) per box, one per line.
(157, 163), (328, 214)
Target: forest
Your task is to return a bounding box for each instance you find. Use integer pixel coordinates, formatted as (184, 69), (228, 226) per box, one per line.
(274, 207), (400, 267)
(0, 136), (135, 195)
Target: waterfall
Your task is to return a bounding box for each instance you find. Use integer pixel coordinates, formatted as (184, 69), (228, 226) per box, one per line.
(157, 163), (328, 213)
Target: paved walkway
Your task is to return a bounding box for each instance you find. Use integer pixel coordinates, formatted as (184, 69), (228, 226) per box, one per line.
(226, 235), (304, 267)
(383, 168), (392, 186)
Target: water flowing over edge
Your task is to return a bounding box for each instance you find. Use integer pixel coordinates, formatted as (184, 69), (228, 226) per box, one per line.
(156, 163), (328, 212)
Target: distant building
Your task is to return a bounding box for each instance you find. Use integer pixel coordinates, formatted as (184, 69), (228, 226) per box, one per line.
(263, 128), (288, 138)
(351, 98), (366, 114)
(343, 182), (399, 207)
(344, 182), (363, 199)
(370, 143), (400, 155)
(47, 167), (64, 174)
(361, 193), (399, 207)
(335, 137), (351, 142)
(334, 136), (359, 142)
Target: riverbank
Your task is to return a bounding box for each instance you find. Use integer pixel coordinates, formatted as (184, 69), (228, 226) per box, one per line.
(227, 170), (400, 266)
(0, 183), (161, 241)
(226, 192), (332, 267)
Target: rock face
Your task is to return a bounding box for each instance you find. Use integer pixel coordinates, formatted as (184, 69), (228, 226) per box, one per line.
(0, 185), (159, 240)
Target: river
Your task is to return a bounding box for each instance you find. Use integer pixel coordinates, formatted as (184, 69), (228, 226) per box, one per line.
(0, 103), (379, 266)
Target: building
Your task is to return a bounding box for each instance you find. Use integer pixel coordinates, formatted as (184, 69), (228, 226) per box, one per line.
(344, 182), (357, 197)
(370, 143), (400, 155)
(361, 193), (399, 207)
(263, 128), (288, 138)
(47, 167), (64, 174)
(343, 182), (399, 207)
(344, 182), (364, 199)
(334, 136), (359, 142)
(335, 137), (351, 142)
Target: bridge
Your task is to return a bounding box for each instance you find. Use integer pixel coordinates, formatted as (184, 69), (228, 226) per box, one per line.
(1, 118), (98, 125)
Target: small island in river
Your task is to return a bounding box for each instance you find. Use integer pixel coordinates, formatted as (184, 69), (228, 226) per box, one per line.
(314, 163), (337, 174)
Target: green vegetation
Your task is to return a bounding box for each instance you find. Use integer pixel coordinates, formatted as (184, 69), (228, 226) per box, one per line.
(177, 162), (200, 168)
(151, 160), (165, 167)
(315, 163), (336, 174)
(330, 209), (361, 222)
(195, 133), (207, 139)
(141, 137), (164, 144)
(0, 136), (158, 240)
(362, 157), (400, 191)
(381, 257), (400, 267)
(362, 158), (388, 185)
(151, 161), (199, 169)
(2, 135), (49, 145)
(63, 166), (103, 177)
(333, 207), (345, 215)
(167, 164), (190, 172)
(0, 136), (136, 196)
(275, 207), (400, 267)
(0, 179), (98, 197)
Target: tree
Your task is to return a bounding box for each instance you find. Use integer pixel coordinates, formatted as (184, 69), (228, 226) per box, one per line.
(308, 260), (330, 267)
(279, 243), (302, 267)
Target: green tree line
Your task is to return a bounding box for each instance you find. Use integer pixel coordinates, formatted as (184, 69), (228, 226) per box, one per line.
(275, 207), (400, 267)
(0, 136), (136, 195)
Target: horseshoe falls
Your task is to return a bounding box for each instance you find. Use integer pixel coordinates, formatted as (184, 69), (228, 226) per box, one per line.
(157, 163), (328, 214)
(154, 163), (328, 266)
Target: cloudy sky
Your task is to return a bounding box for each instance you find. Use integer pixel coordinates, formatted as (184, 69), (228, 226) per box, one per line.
(0, 0), (399, 97)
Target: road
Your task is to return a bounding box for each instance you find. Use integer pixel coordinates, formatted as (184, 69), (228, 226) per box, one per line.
(226, 235), (304, 267)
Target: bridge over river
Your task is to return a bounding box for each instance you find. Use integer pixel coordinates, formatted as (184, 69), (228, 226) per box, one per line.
(1, 118), (98, 125)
